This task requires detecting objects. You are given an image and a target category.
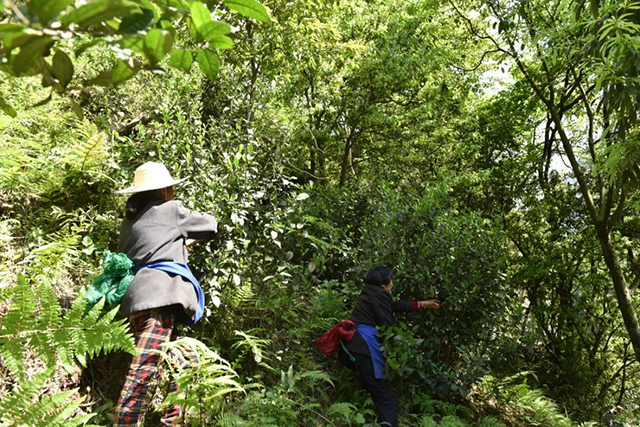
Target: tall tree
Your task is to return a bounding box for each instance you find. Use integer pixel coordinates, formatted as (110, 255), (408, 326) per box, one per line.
(453, 0), (640, 360)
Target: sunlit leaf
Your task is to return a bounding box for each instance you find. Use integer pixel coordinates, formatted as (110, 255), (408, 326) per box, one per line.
(3, 30), (41, 51)
(190, 1), (212, 30)
(196, 49), (219, 80)
(74, 39), (102, 57)
(84, 59), (137, 87)
(111, 60), (137, 85)
(143, 29), (174, 64)
(207, 35), (234, 50)
(0, 23), (26, 32)
(122, 35), (145, 54)
(201, 21), (232, 39)
(168, 48), (193, 71)
(61, 0), (140, 28)
(223, 0), (270, 23)
(70, 98), (84, 119)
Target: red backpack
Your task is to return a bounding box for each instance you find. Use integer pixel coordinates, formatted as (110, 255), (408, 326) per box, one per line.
(314, 320), (356, 356)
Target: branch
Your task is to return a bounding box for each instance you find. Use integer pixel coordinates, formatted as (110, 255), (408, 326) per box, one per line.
(8, 0), (30, 25)
(449, 49), (503, 73)
(448, 0), (509, 55)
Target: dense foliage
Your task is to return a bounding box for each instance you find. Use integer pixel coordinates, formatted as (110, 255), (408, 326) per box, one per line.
(1, 0), (639, 426)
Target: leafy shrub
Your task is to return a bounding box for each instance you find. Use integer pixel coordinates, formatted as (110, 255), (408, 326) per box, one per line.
(357, 183), (513, 397)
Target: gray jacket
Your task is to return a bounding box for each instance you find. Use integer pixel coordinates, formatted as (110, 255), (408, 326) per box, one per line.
(118, 199), (217, 321)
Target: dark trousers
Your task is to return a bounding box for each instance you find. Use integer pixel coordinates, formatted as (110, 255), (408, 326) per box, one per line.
(338, 347), (399, 427)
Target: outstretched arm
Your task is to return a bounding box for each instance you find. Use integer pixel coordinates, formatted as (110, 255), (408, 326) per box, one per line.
(176, 202), (218, 240)
(392, 299), (441, 312)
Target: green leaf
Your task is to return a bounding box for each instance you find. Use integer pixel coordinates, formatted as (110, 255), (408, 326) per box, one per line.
(122, 35), (145, 54)
(143, 29), (174, 64)
(30, 92), (53, 108)
(196, 49), (219, 80)
(70, 98), (84, 119)
(61, 0), (140, 28)
(28, 0), (74, 25)
(84, 60), (137, 87)
(190, 1), (212, 30)
(140, 0), (164, 21)
(74, 39), (102, 56)
(168, 48), (193, 71)
(0, 95), (17, 117)
(201, 21), (231, 39)
(52, 49), (74, 88)
(119, 8), (155, 34)
(112, 60), (137, 85)
(207, 35), (234, 50)
(13, 36), (54, 75)
(0, 23), (26, 33)
(3, 30), (41, 51)
(223, 0), (270, 23)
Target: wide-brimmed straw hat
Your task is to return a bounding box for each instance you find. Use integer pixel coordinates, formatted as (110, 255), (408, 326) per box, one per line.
(116, 162), (188, 194)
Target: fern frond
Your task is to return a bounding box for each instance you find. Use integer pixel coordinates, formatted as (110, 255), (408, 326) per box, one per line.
(0, 369), (51, 423)
(216, 412), (248, 426)
(419, 415), (439, 427)
(440, 415), (469, 427)
(56, 292), (135, 369)
(0, 273), (36, 379)
(0, 378), (95, 427)
(0, 277), (134, 426)
(299, 369), (334, 387)
(232, 329), (272, 365)
(30, 279), (62, 368)
(39, 390), (93, 427)
(476, 416), (507, 427)
(0, 277), (135, 377)
(158, 337), (245, 418)
(65, 131), (108, 173)
(25, 231), (80, 278)
(328, 402), (355, 420)
(225, 279), (256, 308)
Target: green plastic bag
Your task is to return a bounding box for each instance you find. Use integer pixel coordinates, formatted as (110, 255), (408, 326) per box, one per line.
(86, 251), (134, 308)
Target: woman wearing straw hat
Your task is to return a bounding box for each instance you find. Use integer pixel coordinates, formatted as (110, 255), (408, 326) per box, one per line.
(114, 161), (217, 427)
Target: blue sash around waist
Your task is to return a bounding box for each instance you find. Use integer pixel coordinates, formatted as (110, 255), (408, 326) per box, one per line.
(356, 324), (386, 379)
(134, 261), (205, 325)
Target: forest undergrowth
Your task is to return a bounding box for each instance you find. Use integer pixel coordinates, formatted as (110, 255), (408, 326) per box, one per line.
(1, 0), (639, 426)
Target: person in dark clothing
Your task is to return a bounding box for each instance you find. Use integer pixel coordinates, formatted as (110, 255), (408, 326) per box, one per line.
(339, 266), (440, 427)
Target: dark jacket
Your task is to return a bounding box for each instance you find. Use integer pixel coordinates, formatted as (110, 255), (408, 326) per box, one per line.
(346, 284), (414, 356)
(118, 199), (217, 320)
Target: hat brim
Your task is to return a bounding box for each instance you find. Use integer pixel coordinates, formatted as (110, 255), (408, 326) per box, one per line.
(116, 177), (189, 194)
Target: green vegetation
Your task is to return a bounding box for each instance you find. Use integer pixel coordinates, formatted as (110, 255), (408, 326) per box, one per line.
(1, 0), (639, 425)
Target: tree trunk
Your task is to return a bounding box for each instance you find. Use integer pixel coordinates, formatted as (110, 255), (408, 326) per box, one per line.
(594, 224), (640, 360)
(339, 132), (354, 187)
(547, 89), (640, 362)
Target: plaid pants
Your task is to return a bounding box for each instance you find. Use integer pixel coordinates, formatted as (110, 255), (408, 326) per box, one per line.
(114, 309), (182, 427)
